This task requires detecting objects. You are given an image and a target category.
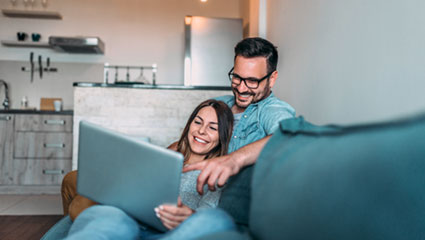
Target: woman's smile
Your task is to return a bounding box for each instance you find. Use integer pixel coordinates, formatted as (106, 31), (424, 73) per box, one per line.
(188, 106), (219, 156)
(193, 136), (209, 144)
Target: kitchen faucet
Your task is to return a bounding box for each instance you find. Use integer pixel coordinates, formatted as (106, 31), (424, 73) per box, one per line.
(0, 79), (10, 110)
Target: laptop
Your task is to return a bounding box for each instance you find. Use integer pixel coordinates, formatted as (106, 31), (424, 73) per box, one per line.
(77, 121), (184, 232)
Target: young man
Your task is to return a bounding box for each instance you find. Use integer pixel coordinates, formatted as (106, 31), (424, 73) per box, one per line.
(63, 37), (296, 239)
(157, 37), (296, 229)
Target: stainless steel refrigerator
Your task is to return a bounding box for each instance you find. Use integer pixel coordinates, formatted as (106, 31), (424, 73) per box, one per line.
(184, 16), (243, 86)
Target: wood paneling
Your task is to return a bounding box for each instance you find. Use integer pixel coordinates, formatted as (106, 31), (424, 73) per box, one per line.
(1, 113), (73, 194)
(14, 132), (72, 159)
(13, 159), (71, 185)
(14, 114), (73, 132)
(0, 114), (14, 185)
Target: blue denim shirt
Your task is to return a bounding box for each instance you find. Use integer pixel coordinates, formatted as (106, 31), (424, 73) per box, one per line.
(215, 92), (296, 153)
(214, 92), (295, 226)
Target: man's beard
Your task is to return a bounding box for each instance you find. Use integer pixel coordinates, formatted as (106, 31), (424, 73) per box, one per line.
(233, 86), (271, 108)
(233, 88), (254, 108)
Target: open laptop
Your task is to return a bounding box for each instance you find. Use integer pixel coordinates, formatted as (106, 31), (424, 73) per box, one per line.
(77, 121), (184, 232)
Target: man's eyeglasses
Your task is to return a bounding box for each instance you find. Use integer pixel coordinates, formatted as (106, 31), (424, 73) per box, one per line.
(228, 67), (274, 89)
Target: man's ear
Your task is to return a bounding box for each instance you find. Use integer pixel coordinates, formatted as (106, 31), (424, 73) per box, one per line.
(268, 70), (278, 88)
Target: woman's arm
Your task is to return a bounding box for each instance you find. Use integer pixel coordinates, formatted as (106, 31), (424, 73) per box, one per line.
(167, 141), (178, 151)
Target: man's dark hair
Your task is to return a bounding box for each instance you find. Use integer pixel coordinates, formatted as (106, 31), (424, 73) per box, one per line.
(234, 37), (278, 73)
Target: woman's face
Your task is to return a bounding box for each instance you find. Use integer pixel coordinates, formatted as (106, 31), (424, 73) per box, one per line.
(188, 106), (220, 156)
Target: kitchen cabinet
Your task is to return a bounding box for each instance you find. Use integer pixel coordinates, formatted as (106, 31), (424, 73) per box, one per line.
(0, 114), (14, 185)
(14, 114), (72, 132)
(0, 113), (73, 194)
(14, 132), (72, 159)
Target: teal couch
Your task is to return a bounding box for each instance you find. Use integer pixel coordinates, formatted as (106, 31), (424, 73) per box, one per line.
(43, 113), (425, 239)
(204, 113), (425, 239)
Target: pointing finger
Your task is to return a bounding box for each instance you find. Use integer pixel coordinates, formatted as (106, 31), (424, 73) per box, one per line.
(206, 167), (222, 192)
(196, 164), (214, 195)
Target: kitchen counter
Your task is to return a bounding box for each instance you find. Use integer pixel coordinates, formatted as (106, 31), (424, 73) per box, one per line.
(73, 82), (232, 91)
(0, 109), (73, 115)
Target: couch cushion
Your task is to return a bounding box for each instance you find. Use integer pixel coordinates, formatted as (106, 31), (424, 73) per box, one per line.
(250, 114), (425, 240)
(218, 166), (253, 226)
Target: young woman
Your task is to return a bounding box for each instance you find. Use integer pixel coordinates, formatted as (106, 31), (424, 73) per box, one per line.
(65, 99), (234, 239)
(155, 99), (234, 229)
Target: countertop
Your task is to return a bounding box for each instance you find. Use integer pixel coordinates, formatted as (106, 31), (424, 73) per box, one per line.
(73, 82), (232, 91)
(0, 109), (73, 115)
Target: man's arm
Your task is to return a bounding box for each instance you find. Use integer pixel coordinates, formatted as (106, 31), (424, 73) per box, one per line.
(183, 135), (271, 195)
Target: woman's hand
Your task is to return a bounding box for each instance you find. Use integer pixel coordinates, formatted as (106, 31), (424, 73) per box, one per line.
(155, 197), (194, 230)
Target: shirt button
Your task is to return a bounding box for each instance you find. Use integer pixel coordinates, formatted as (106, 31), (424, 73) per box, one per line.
(233, 136), (238, 139)
(243, 115), (247, 118)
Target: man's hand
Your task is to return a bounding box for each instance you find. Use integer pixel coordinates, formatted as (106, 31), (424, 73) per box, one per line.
(155, 197), (194, 230)
(183, 154), (242, 195)
(183, 136), (271, 195)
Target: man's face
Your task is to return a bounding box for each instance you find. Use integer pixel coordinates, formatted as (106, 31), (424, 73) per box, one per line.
(231, 56), (277, 113)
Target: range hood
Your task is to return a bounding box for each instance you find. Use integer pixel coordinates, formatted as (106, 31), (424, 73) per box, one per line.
(48, 36), (105, 54)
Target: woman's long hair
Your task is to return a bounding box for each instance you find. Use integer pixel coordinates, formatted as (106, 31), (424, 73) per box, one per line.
(177, 99), (234, 162)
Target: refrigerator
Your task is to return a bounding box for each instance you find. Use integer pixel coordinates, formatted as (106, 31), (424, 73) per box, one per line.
(184, 16), (243, 86)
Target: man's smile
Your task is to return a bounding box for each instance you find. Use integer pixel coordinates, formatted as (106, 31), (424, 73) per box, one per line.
(235, 90), (254, 101)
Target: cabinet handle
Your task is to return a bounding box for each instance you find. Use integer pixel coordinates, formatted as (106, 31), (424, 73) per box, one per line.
(43, 169), (64, 175)
(44, 120), (66, 125)
(43, 143), (65, 148)
(0, 115), (12, 121)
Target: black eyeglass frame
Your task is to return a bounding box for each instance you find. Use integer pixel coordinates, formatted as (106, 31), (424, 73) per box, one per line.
(228, 67), (275, 89)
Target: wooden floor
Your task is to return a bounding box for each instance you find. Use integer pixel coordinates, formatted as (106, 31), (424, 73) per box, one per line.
(0, 215), (63, 240)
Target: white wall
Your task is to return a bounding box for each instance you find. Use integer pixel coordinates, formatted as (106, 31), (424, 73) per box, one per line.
(267, 0), (425, 124)
(0, 0), (242, 85)
(0, 60), (103, 110)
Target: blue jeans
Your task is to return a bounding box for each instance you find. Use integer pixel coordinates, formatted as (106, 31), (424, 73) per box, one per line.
(65, 205), (237, 240)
